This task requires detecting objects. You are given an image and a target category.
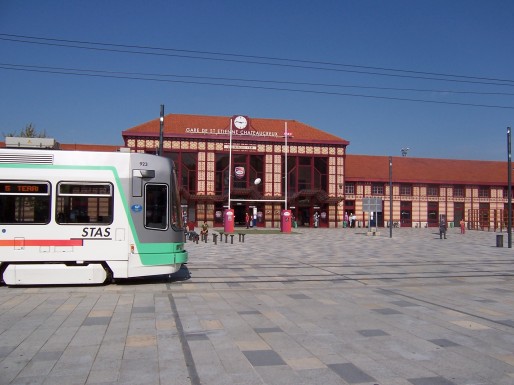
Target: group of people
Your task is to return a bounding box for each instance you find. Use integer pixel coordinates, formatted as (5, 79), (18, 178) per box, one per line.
(343, 212), (357, 228)
(189, 213), (467, 236)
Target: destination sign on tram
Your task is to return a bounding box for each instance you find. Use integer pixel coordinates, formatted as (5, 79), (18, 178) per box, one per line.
(0, 182), (49, 194)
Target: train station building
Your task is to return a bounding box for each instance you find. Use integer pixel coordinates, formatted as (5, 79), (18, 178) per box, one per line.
(122, 113), (511, 230)
(122, 114), (348, 229)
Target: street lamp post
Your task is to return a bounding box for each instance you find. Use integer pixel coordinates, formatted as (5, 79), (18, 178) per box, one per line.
(158, 105), (164, 156)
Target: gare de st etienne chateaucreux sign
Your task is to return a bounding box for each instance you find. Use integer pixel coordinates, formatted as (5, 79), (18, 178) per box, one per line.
(185, 115), (282, 138)
(184, 127), (280, 138)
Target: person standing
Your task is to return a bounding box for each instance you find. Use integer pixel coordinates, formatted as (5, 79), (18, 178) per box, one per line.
(439, 218), (447, 239)
(344, 212), (349, 228)
(200, 221), (209, 241)
(313, 212), (320, 228)
(460, 218), (465, 234)
(245, 212), (250, 229)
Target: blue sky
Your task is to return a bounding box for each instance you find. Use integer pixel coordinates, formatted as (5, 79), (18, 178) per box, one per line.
(1, 0), (513, 160)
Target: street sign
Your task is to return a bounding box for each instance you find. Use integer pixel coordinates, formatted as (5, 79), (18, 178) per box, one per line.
(362, 197), (382, 212)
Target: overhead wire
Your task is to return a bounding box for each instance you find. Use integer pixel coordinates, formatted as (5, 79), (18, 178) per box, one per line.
(0, 33), (513, 109)
(1, 33), (514, 85)
(2, 62), (514, 96)
(1, 64), (512, 110)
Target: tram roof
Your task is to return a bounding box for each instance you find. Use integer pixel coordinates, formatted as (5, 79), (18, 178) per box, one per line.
(0, 141), (123, 152)
(123, 113), (349, 145)
(346, 154), (512, 186)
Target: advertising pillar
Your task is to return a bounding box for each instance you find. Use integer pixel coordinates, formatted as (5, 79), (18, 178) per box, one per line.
(224, 209), (234, 233)
(281, 209), (292, 233)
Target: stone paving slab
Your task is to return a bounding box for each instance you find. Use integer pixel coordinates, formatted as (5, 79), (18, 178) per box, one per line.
(1, 227), (514, 384)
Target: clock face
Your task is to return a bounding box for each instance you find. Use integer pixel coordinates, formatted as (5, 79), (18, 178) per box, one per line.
(233, 115), (248, 129)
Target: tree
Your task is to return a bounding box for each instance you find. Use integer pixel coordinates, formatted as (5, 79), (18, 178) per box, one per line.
(4, 123), (47, 138)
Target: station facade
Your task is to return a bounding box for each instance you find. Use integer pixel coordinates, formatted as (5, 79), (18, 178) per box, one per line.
(122, 113), (512, 230)
(123, 114), (348, 229)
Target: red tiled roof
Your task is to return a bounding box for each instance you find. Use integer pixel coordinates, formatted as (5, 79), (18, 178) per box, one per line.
(122, 113), (349, 145)
(346, 154), (512, 186)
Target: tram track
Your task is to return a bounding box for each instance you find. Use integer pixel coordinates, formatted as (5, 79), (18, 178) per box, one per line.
(176, 264), (514, 286)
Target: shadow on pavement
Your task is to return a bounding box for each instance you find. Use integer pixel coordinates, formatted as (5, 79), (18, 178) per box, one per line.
(114, 264), (191, 285)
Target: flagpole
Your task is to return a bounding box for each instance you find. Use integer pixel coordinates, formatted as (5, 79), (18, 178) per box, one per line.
(285, 121), (288, 210)
(228, 119), (233, 209)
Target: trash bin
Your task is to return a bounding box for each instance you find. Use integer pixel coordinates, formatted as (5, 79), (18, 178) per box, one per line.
(496, 234), (503, 247)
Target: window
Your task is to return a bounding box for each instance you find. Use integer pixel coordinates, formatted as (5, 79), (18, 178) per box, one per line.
(400, 184), (412, 196)
(371, 183), (384, 195)
(454, 185), (465, 197)
(167, 152), (197, 192)
(345, 183), (355, 195)
(427, 185), (439, 197)
(215, 153), (264, 195)
(478, 186), (490, 198)
(313, 157), (327, 190)
(427, 201), (438, 225)
(145, 183), (168, 230)
(56, 182), (113, 224)
(0, 181), (51, 224)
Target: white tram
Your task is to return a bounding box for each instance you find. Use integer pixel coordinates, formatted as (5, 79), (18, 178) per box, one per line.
(0, 146), (188, 285)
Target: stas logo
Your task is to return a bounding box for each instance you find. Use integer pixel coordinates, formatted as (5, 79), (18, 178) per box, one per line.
(82, 227), (111, 238)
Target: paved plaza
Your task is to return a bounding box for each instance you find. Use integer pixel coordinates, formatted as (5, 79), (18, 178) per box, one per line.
(1, 227), (514, 385)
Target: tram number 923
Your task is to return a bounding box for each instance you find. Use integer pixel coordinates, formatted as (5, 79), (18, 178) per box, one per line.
(140, 161), (148, 166)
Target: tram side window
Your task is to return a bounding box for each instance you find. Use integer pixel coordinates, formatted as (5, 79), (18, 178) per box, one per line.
(145, 183), (168, 230)
(0, 182), (51, 224)
(56, 182), (113, 225)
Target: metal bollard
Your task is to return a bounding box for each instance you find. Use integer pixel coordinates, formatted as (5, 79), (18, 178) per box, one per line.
(238, 233), (245, 242)
(496, 234), (503, 247)
(213, 233), (218, 245)
(230, 234), (234, 244)
(225, 234), (228, 243)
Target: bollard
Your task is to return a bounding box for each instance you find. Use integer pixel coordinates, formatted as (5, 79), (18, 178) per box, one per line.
(238, 233), (245, 243)
(496, 234), (503, 247)
(213, 233), (218, 245)
(230, 234), (234, 244)
(225, 234), (228, 243)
